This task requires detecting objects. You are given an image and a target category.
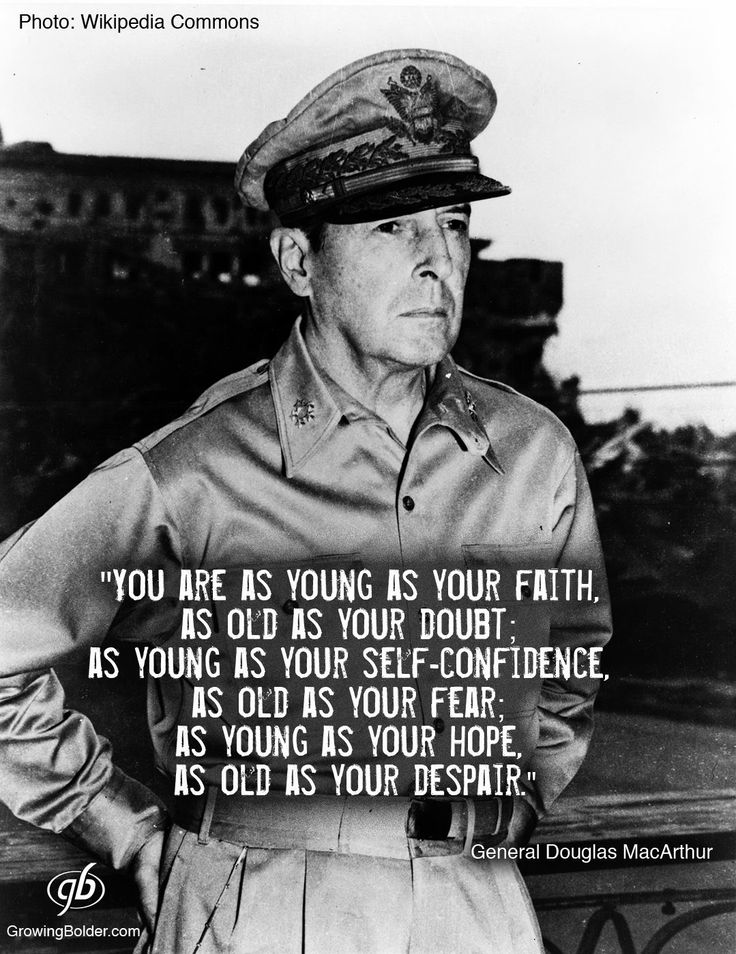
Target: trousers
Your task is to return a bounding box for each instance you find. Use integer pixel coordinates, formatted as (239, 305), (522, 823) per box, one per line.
(135, 822), (543, 954)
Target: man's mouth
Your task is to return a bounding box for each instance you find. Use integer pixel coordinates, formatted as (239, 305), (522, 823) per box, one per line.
(400, 307), (450, 318)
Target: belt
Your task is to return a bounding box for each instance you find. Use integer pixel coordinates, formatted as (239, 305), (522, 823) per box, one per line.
(173, 789), (515, 860)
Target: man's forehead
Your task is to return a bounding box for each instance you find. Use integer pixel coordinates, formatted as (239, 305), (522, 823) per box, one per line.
(355, 204), (472, 226)
(434, 204), (471, 217)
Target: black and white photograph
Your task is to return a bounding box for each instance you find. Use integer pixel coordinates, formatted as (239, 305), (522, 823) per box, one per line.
(0, 2), (734, 952)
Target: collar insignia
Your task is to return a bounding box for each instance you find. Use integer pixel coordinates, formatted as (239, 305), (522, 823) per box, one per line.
(290, 399), (315, 427)
(464, 389), (479, 423)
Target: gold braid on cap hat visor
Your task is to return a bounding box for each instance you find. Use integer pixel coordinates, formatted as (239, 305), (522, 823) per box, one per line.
(273, 155), (479, 221)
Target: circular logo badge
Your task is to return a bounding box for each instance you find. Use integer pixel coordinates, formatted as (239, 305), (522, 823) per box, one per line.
(47, 862), (105, 916)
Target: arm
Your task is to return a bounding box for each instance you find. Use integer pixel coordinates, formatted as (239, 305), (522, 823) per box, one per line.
(0, 447), (182, 874)
(525, 449), (612, 816)
(471, 450), (611, 849)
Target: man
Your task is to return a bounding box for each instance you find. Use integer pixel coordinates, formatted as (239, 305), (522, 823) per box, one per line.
(0, 50), (611, 953)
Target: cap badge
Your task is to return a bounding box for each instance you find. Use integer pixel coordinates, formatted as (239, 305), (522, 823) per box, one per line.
(382, 67), (470, 151)
(291, 399), (315, 427)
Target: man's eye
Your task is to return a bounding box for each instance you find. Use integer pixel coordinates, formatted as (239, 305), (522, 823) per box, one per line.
(375, 221), (400, 234)
(444, 218), (469, 233)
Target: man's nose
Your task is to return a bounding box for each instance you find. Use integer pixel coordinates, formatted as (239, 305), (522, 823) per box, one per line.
(413, 224), (453, 281)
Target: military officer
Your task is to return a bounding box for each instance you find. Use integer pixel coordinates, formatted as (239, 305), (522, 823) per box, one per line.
(0, 49), (611, 953)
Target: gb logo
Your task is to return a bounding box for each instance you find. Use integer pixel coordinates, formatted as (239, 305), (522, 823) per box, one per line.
(47, 862), (105, 916)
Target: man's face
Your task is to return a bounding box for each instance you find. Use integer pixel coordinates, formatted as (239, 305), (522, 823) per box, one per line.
(305, 204), (472, 370)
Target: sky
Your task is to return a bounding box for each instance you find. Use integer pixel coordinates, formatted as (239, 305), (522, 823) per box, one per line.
(1, 1), (734, 432)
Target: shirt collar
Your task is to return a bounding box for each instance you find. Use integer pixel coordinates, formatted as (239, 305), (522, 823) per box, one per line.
(270, 318), (503, 477)
(420, 356), (504, 473)
(269, 317), (343, 478)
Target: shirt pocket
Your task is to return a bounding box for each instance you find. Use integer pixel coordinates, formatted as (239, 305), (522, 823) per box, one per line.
(461, 542), (554, 611)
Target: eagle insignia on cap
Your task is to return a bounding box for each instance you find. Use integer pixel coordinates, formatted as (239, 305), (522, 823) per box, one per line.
(382, 69), (440, 144)
(382, 66), (470, 151)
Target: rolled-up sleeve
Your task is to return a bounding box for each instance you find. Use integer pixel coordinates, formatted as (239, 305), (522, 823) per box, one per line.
(0, 447), (180, 867)
(525, 450), (612, 815)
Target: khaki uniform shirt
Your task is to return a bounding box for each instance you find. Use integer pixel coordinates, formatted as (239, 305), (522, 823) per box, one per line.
(0, 318), (611, 870)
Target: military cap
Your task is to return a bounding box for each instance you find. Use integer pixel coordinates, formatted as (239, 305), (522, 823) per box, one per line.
(235, 48), (510, 226)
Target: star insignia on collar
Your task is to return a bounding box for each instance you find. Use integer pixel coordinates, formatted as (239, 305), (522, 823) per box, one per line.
(290, 399), (315, 427)
(464, 390), (479, 423)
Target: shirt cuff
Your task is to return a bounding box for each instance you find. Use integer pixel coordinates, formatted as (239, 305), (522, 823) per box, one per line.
(509, 796), (539, 846)
(62, 766), (169, 870)
(467, 796), (539, 848)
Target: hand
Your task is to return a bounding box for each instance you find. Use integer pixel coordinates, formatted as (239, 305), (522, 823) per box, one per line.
(130, 829), (165, 936)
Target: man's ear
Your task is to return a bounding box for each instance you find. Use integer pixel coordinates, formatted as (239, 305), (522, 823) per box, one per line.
(269, 227), (313, 297)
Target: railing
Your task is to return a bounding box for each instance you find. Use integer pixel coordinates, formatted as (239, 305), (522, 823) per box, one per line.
(527, 790), (736, 954)
(0, 790), (733, 953)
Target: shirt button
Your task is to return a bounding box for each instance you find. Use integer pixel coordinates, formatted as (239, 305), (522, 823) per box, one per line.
(402, 495), (415, 512)
(432, 717), (445, 734)
(282, 599), (299, 615)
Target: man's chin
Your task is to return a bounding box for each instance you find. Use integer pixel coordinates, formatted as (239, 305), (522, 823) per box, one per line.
(386, 343), (455, 370)
(384, 322), (459, 369)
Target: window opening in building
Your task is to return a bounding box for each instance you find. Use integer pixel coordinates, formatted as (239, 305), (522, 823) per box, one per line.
(126, 193), (145, 221)
(152, 188), (173, 224)
(184, 194), (205, 230)
(67, 192), (82, 217)
(36, 199), (54, 216)
(94, 192), (111, 217)
(211, 196), (229, 226)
